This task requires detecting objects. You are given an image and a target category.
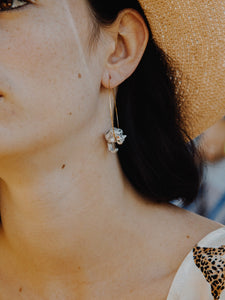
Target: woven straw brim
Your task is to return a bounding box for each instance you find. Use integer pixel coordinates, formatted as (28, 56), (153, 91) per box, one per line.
(139, 0), (225, 139)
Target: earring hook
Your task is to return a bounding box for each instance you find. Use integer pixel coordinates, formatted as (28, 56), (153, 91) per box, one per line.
(104, 75), (127, 153)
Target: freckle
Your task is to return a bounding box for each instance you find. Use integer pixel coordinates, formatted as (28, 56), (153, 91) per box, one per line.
(78, 73), (82, 79)
(19, 287), (22, 292)
(78, 266), (81, 270)
(68, 112), (72, 116)
(186, 235), (190, 239)
(61, 164), (66, 169)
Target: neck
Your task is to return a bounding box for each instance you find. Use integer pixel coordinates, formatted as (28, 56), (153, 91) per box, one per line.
(0, 133), (156, 296)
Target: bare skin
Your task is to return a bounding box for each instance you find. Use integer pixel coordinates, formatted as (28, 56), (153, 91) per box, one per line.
(0, 199), (221, 300)
(0, 0), (222, 299)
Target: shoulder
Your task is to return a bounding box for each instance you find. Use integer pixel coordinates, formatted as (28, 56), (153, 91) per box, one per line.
(165, 204), (223, 250)
(167, 226), (225, 299)
(165, 205), (225, 299)
(165, 204), (223, 275)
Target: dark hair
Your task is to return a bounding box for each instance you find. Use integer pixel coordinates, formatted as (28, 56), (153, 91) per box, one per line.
(87, 0), (202, 205)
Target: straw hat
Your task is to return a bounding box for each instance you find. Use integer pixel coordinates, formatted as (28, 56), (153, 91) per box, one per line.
(138, 0), (225, 139)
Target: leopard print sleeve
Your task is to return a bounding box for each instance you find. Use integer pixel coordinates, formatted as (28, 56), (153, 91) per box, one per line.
(193, 245), (225, 300)
(167, 227), (225, 300)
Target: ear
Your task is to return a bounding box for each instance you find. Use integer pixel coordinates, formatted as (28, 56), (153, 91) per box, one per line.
(101, 9), (149, 89)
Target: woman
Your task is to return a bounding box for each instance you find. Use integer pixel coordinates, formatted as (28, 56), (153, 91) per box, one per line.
(0, 0), (224, 299)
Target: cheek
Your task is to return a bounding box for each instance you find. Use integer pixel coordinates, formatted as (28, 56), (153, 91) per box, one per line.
(0, 6), (101, 146)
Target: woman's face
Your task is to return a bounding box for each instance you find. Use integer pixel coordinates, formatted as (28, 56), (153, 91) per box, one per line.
(0, 0), (105, 156)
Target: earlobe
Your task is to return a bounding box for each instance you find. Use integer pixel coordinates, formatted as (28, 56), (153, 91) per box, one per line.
(101, 9), (149, 89)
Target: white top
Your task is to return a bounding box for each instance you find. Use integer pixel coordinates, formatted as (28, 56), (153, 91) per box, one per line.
(167, 227), (225, 300)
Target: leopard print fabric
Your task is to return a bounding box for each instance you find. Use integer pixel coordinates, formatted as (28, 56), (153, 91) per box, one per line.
(193, 245), (225, 300)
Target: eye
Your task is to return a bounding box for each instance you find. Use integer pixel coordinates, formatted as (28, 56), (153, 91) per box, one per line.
(0, 0), (34, 11)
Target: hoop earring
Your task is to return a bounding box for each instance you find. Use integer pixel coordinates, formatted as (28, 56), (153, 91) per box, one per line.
(104, 77), (127, 153)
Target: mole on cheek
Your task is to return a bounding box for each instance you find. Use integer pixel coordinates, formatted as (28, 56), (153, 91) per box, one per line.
(78, 73), (82, 79)
(19, 287), (23, 292)
(61, 164), (66, 169)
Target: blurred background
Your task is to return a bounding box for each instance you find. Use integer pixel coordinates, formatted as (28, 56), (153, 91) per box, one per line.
(177, 118), (225, 224)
